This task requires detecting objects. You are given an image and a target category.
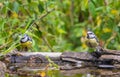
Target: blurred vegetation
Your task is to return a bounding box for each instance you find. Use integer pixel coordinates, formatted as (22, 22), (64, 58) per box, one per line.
(0, 0), (120, 54)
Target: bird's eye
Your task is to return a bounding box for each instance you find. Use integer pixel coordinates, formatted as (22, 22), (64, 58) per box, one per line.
(89, 33), (93, 34)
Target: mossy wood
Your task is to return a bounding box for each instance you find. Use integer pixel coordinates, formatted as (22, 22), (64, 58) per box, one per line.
(1, 49), (120, 76)
(1, 49), (120, 69)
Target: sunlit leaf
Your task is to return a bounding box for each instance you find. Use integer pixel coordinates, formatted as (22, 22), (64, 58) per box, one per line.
(89, 1), (96, 17)
(103, 28), (112, 33)
(37, 71), (46, 77)
(96, 16), (101, 26)
(57, 28), (66, 34)
(0, 2), (3, 7)
(11, 12), (18, 18)
(73, 28), (83, 37)
(111, 9), (118, 15)
(82, 30), (87, 37)
(82, 43), (87, 49)
(81, 0), (88, 11)
(118, 22), (120, 27)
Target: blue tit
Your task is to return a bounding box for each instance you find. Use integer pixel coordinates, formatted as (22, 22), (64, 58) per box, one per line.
(85, 31), (99, 48)
(20, 34), (32, 51)
(85, 31), (103, 58)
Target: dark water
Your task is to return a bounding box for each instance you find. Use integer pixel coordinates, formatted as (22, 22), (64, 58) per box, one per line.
(6, 69), (120, 77)
(6, 63), (120, 77)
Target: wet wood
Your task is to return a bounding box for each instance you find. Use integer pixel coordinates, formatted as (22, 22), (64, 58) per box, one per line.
(1, 49), (120, 63)
(0, 61), (6, 77)
(1, 49), (120, 77)
(2, 52), (62, 63)
(1, 48), (120, 69)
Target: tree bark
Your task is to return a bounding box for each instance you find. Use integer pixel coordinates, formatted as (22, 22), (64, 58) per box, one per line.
(1, 49), (120, 69)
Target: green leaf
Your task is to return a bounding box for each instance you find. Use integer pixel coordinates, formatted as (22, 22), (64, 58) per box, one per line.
(13, 1), (19, 13)
(38, 1), (44, 13)
(0, 19), (5, 31)
(101, 32), (111, 40)
(24, 19), (33, 32)
(81, 0), (88, 11)
(27, 0), (31, 3)
(89, 1), (96, 17)
(35, 29), (42, 38)
(57, 28), (66, 34)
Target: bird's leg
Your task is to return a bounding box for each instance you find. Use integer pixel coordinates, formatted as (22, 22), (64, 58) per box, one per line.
(90, 46), (103, 59)
(96, 46), (103, 53)
(24, 47), (28, 52)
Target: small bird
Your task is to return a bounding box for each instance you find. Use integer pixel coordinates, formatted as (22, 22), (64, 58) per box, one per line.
(85, 31), (103, 58)
(85, 31), (99, 48)
(85, 31), (104, 58)
(20, 34), (32, 51)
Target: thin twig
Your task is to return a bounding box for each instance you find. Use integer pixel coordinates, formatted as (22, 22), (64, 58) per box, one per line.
(104, 0), (108, 6)
(35, 23), (55, 52)
(104, 32), (117, 49)
(24, 8), (55, 52)
(0, 44), (6, 49)
(70, 0), (74, 26)
(37, 8), (55, 21)
(25, 8), (55, 29)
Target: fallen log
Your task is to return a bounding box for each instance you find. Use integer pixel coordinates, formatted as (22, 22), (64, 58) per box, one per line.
(1, 52), (62, 63)
(0, 49), (120, 75)
(0, 61), (6, 77)
(0, 51), (119, 63)
(2, 52), (120, 64)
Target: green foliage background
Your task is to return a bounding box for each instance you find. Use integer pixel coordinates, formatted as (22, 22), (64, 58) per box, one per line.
(0, 0), (120, 53)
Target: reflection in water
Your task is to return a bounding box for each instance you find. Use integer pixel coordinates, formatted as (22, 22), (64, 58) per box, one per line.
(6, 63), (120, 77)
(61, 67), (120, 77)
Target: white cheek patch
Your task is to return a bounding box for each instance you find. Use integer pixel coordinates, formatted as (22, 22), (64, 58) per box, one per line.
(90, 35), (96, 38)
(21, 37), (28, 42)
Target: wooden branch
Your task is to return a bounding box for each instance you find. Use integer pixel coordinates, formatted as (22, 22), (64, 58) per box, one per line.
(2, 52), (61, 64)
(1, 49), (120, 64)
(1, 48), (120, 77)
(38, 8), (55, 21)
(1, 49), (120, 62)
(1, 48), (120, 73)
(0, 61), (6, 77)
